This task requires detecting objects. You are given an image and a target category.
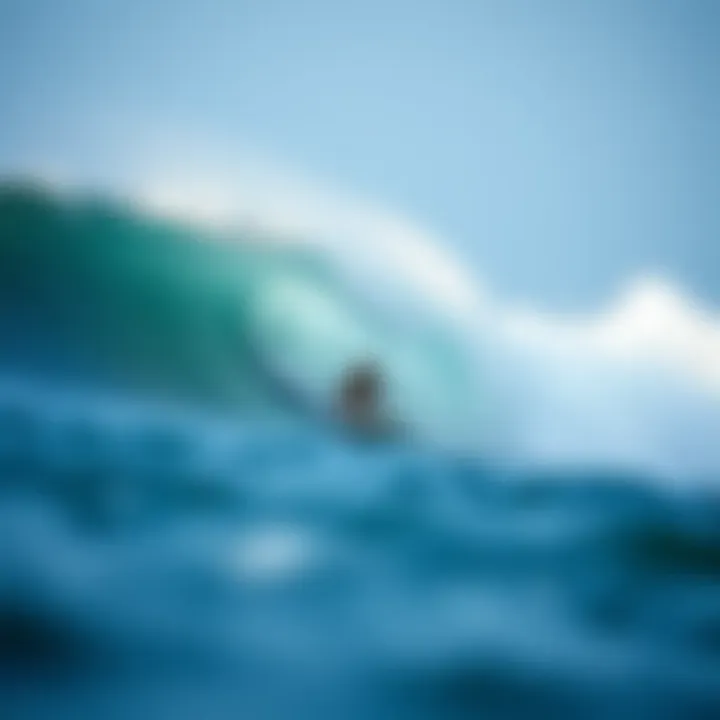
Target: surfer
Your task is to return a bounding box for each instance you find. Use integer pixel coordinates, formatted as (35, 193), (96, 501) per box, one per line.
(335, 360), (402, 440)
(242, 327), (401, 439)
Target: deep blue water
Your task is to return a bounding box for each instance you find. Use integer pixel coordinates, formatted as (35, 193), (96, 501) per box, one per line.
(1, 380), (720, 720)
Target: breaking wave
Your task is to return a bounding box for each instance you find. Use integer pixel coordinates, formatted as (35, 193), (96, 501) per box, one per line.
(1, 178), (719, 477)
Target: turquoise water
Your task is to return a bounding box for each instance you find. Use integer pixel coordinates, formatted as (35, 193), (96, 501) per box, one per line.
(1, 183), (720, 719)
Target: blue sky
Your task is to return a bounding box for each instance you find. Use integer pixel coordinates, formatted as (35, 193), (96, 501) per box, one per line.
(1, 0), (718, 310)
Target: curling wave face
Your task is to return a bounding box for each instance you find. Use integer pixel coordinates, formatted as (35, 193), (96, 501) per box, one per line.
(0, 182), (488, 450)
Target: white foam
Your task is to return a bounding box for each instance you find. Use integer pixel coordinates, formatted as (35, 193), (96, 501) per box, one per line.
(501, 276), (720, 397)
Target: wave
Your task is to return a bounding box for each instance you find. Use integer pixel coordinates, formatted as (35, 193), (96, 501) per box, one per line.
(1, 173), (719, 478)
(0, 180), (484, 448)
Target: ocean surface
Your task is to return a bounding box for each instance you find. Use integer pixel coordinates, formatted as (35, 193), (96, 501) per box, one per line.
(1, 183), (720, 719)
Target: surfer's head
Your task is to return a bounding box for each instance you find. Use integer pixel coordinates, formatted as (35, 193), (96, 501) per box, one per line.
(338, 360), (385, 428)
(343, 360), (382, 403)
